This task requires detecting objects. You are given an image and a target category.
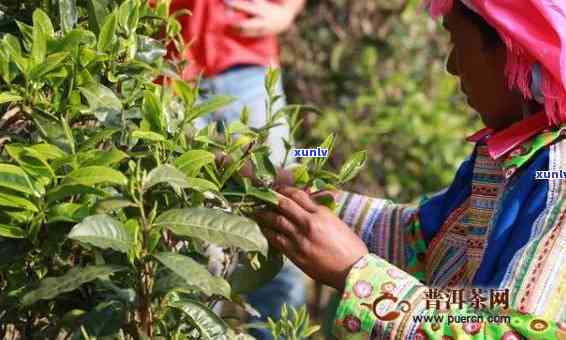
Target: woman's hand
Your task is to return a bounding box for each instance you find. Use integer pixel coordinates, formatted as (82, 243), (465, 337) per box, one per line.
(255, 186), (369, 291)
(227, 0), (303, 37)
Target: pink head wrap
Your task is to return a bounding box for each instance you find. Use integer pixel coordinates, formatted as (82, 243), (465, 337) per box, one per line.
(424, 0), (566, 126)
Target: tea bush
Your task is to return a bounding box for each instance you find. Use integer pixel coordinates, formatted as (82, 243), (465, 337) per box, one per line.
(0, 0), (363, 338)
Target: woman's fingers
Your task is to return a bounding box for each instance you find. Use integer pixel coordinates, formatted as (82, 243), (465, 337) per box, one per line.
(274, 192), (312, 227)
(257, 212), (302, 258)
(262, 227), (294, 254)
(276, 186), (319, 213)
(255, 210), (298, 237)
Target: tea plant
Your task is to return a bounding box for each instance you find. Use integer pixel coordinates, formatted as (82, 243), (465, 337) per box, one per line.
(0, 0), (365, 338)
(248, 305), (320, 340)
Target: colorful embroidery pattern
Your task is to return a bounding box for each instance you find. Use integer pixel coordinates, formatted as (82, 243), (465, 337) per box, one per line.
(336, 195), (427, 281)
(502, 127), (565, 178)
(333, 134), (566, 339)
(426, 146), (504, 286)
(333, 255), (424, 339)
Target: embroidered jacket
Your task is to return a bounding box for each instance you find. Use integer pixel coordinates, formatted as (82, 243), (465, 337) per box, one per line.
(332, 126), (566, 339)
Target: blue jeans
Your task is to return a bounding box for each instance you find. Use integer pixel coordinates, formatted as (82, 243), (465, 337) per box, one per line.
(197, 65), (294, 167)
(199, 66), (305, 339)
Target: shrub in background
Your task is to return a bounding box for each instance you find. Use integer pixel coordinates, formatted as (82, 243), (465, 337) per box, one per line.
(282, 0), (481, 202)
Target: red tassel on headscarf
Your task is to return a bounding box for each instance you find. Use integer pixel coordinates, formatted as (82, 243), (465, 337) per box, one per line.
(504, 48), (534, 101)
(541, 67), (566, 125)
(500, 32), (566, 126)
(425, 0), (566, 126)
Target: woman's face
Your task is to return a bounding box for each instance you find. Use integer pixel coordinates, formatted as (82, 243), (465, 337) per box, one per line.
(443, 2), (525, 130)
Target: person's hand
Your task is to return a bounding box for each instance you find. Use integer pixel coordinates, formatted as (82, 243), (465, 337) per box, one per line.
(255, 186), (369, 291)
(227, 0), (301, 37)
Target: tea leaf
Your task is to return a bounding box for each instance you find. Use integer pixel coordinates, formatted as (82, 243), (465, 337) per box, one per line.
(175, 150), (216, 177)
(29, 52), (70, 80)
(2, 34), (22, 58)
(0, 92), (23, 104)
(136, 35), (166, 64)
(264, 68), (281, 96)
(0, 224), (26, 239)
(59, 0), (79, 33)
(71, 301), (125, 339)
(80, 148), (128, 167)
(142, 90), (163, 132)
(146, 164), (219, 192)
(79, 83), (122, 126)
(0, 191), (39, 212)
(153, 272), (196, 295)
(49, 29), (95, 54)
(95, 199), (136, 214)
(314, 133), (334, 169)
(185, 177), (219, 192)
(0, 164), (42, 197)
(289, 164), (310, 186)
(247, 187), (279, 206)
(173, 79), (197, 107)
(86, 0), (110, 35)
(31, 9), (53, 65)
(6, 143), (55, 184)
(339, 150), (367, 183)
(189, 96), (234, 121)
(68, 214), (133, 253)
(63, 166), (127, 186)
(170, 299), (230, 340)
(229, 249), (283, 294)
(155, 208), (268, 256)
(34, 8), (54, 37)
(97, 12), (117, 52)
(47, 185), (107, 204)
(154, 252), (230, 297)
(15, 21), (33, 50)
(142, 164), (189, 192)
(131, 130), (167, 143)
(28, 143), (67, 160)
(251, 151), (276, 183)
(22, 265), (126, 306)
(47, 203), (90, 223)
(79, 128), (120, 151)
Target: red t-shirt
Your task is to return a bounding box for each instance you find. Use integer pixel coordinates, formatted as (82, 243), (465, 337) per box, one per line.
(170, 0), (280, 79)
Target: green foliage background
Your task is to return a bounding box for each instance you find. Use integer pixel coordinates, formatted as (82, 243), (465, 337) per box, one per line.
(282, 0), (482, 202)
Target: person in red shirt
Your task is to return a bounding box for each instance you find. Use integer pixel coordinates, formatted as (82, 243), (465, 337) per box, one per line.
(170, 0), (304, 166)
(171, 0), (304, 79)
(169, 1), (305, 339)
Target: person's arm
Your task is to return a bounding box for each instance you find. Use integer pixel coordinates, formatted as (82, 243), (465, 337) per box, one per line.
(332, 191), (426, 280)
(331, 153), (475, 279)
(227, 0), (306, 37)
(255, 186), (564, 340)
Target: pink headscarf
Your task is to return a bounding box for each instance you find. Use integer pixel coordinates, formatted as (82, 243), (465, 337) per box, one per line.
(424, 0), (566, 126)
